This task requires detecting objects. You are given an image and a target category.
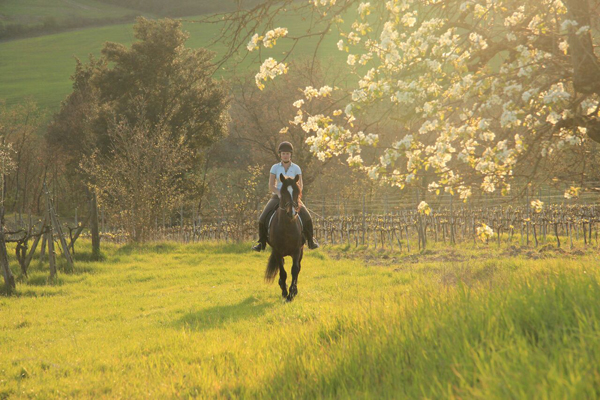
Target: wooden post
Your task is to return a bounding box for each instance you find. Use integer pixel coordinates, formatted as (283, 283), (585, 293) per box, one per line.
(44, 183), (74, 271)
(362, 195), (366, 246)
(44, 198), (57, 279)
(49, 201), (74, 272)
(40, 231), (46, 261)
(23, 221), (45, 272)
(68, 211), (91, 252)
(47, 229), (56, 279)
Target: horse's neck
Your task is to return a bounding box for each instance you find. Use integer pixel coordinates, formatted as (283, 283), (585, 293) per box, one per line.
(275, 209), (299, 226)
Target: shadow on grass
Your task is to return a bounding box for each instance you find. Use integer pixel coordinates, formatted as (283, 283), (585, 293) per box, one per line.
(116, 242), (177, 256)
(71, 250), (106, 263)
(187, 242), (259, 254)
(0, 282), (65, 297)
(174, 296), (272, 331)
(16, 272), (84, 287)
(15, 288), (65, 298)
(21, 260), (98, 278)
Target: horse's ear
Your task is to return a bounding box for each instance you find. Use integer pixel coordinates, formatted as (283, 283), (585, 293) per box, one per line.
(294, 175), (300, 183)
(279, 173), (285, 183)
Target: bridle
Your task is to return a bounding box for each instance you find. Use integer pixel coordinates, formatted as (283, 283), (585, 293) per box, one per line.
(279, 185), (300, 213)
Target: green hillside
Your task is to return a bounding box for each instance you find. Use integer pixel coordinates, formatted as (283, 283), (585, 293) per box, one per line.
(0, 0), (138, 22)
(0, 0), (142, 39)
(93, 0), (263, 16)
(0, 0), (255, 40)
(0, 15), (345, 111)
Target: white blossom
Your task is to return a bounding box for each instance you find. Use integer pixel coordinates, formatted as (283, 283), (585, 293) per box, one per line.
(247, 34), (260, 51)
(255, 58), (288, 90)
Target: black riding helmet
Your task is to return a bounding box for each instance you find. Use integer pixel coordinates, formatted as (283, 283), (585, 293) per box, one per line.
(278, 141), (293, 153)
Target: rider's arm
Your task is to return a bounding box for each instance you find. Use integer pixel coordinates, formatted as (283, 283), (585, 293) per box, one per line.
(269, 173), (280, 197)
(297, 174), (303, 192)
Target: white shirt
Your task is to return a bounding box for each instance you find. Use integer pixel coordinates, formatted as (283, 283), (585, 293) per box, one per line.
(270, 162), (302, 190)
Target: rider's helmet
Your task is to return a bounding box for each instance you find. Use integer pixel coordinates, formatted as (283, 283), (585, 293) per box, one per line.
(278, 141), (294, 153)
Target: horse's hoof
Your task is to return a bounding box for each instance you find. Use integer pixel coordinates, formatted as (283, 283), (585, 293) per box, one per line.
(281, 289), (288, 298)
(286, 287), (297, 302)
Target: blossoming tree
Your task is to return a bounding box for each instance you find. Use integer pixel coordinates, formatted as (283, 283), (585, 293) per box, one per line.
(209, 0), (600, 200)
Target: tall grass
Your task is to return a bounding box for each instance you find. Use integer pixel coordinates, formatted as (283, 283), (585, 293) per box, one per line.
(1, 240), (599, 398)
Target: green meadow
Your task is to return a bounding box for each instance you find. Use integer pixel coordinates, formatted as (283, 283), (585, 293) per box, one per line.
(1, 240), (600, 398)
(0, 14), (346, 112)
(0, 0), (139, 24)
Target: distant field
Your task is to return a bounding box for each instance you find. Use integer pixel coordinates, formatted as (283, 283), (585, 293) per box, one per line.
(0, 0), (254, 40)
(0, 14), (346, 112)
(0, 0), (139, 23)
(0, 0), (142, 41)
(1, 240), (600, 398)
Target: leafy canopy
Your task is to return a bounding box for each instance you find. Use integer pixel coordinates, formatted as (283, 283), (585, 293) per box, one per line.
(221, 0), (600, 199)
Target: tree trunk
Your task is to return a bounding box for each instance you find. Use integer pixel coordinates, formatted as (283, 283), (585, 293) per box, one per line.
(91, 193), (101, 260)
(0, 206), (15, 292)
(566, 0), (600, 96)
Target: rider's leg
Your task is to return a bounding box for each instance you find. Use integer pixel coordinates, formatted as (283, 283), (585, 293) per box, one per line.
(298, 203), (319, 249)
(252, 196), (280, 251)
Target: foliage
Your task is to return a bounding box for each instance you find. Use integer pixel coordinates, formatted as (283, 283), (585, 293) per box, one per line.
(199, 163), (266, 241)
(476, 223), (494, 243)
(47, 17), (230, 159)
(220, 0), (600, 199)
(531, 199), (544, 213)
(417, 200), (431, 215)
(81, 110), (193, 242)
(45, 17), (230, 240)
(228, 60), (342, 192)
(0, 100), (48, 215)
(1, 240), (600, 397)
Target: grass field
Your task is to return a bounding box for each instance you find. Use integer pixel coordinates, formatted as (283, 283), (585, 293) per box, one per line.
(0, 0), (139, 24)
(0, 13), (345, 112)
(1, 240), (600, 398)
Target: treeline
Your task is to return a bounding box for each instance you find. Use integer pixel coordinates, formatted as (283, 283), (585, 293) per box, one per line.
(94, 0), (263, 17)
(0, 15), (137, 41)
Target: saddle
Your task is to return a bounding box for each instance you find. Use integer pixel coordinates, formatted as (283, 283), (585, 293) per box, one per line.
(267, 208), (304, 238)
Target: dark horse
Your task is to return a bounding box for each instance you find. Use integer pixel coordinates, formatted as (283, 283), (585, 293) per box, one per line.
(264, 174), (304, 302)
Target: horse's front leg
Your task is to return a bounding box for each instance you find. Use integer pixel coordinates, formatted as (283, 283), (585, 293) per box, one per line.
(278, 257), (288, 298)
(287, 248), (303, 302)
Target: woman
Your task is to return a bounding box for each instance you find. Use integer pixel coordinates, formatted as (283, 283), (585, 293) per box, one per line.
(252, 141), (319, 251)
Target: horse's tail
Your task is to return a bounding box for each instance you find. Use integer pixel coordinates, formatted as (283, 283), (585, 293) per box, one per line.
(265, 251), (282, 283)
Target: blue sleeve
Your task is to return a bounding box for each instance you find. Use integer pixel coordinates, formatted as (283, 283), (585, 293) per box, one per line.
(270, 164), (277, 175)
(296, 165), (302, 175)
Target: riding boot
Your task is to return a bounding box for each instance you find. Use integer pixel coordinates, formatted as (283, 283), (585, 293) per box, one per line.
(251, 221), (267, 252)
(300, 209), (319, 250)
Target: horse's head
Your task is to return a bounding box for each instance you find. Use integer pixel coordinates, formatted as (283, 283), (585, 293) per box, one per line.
(279, 173), (301, 219)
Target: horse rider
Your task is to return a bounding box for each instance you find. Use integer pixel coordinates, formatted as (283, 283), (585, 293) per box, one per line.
(252, 141), (320, 251)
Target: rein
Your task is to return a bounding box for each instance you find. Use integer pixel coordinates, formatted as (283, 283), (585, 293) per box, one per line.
(279, 200), (299, 212)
